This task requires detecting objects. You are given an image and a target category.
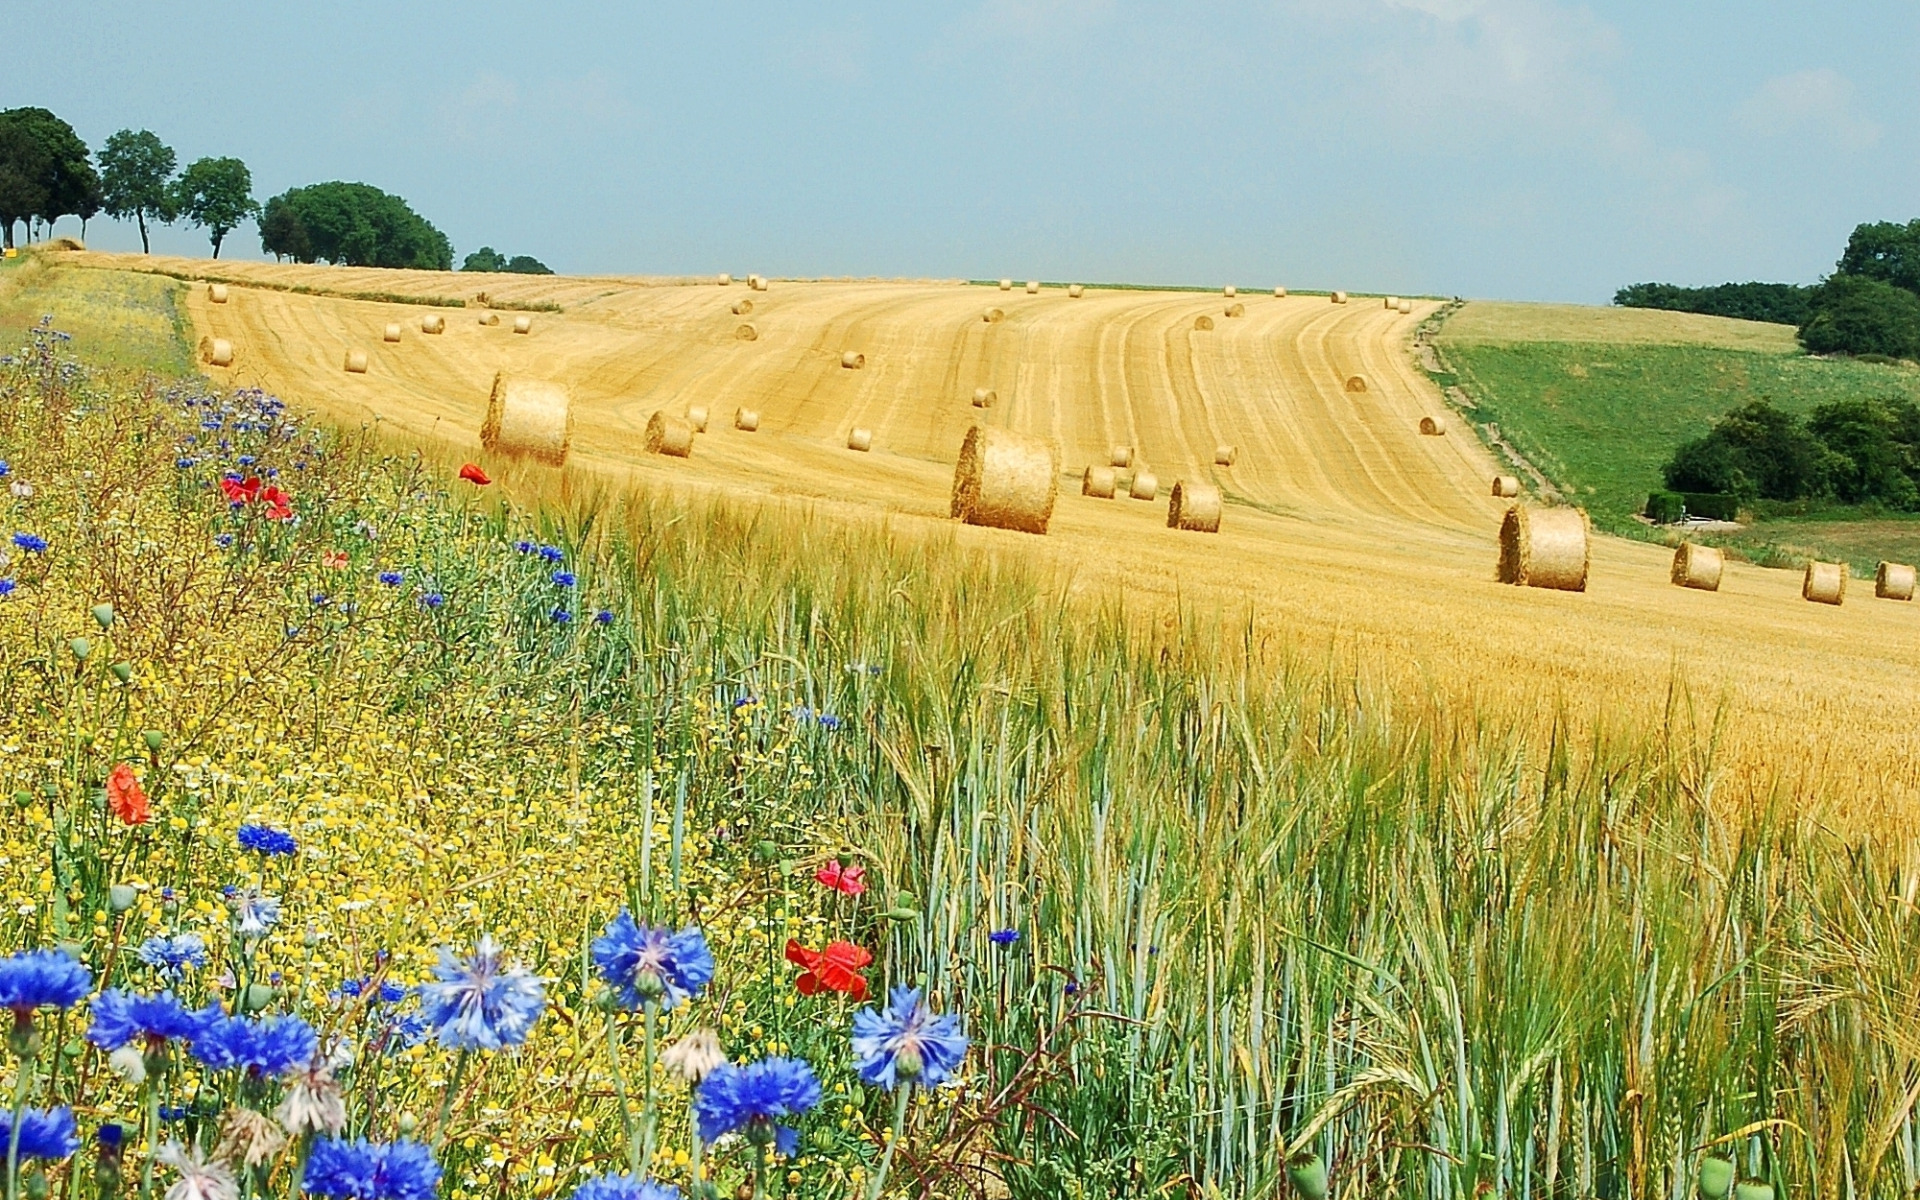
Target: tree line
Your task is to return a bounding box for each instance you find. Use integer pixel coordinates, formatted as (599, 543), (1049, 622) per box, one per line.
(1617, 219), (1920, 359)
(1665, 397), (1920, 511)
(0, 106), (546, 272)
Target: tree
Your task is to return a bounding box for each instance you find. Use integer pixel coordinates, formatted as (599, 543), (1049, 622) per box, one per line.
(97, 130), (177, 253)
(1807, 399), (1920, 508)
(0, 107), (100, 248)
(1663, 401), (1833, 502)
(172, 157), (255, 258)
(1798, 275), (1920, 359)
(1836, 219), (1920, 297)
(259, 182), (451, 270)
(504, 254), (552, 275)
(462, 246), (506, 272)
(1613, 281), (1815, 326)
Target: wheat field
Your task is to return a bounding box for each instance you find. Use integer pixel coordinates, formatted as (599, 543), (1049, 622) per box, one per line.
(63, 250), (1920, 828)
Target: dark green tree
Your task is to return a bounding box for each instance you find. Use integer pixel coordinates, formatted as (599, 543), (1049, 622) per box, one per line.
(97, 129), (177, 253)
(1798, 275), (1920, 358)
(0, 107), (100, 247)
(504, 254), (552, 275)
(462, 246), (506, 272)
(259, 182), (451, 269)
(172, 157), (255, 258)
(1612, 281), (1814, 326)
(1836, 219), (1920, 296)
(1807, 398), (1920, 508)
(1663, 401), (1833, 502)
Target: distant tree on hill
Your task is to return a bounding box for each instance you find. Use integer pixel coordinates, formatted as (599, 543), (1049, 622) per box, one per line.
(172, 157), (255, 258)
(1612, 281), (1813, 326)
(1663, 401), (1834, 501)
(1836, 219), (1920, 297)
(260, 182), (452, 270)
(1797, 275), (1920, 359)
(1808, 398), (1920, 508)
(97, 129), (177, 253)
(0, 107), (100, 247)
(462, 246), (553, 274)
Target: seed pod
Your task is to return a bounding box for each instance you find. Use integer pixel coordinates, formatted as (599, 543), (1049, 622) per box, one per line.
(108, 885), (137, 913)
(143, 731), (164, 753)
(1697, 1158), (1735, 1200)
(91, 603), (114, 629)
(69, 637), (91, 661)
(110, 662), (132, 685)
(1287, 1153), (1329, 1200)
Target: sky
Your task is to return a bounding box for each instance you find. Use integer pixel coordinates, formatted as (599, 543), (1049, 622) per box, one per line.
(9, 1), (1917, 302)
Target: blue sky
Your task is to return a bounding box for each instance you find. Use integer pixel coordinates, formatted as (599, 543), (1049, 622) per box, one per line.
(11, 1), (1916, 301)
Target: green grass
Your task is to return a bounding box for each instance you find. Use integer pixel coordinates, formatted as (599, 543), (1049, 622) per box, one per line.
(1435, 301), (1920, 568)
(0, 254), (191, 373)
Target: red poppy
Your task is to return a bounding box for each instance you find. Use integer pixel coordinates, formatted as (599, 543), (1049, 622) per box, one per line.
(105, 764), (151, 826)
(260, 486), (294, 521)
(220, 476), (262, 505)
(322, 550), (349, 570)
(458, 463), (492, 486)
(785, 939), (871, 1000)
(815, 860), (866, 896)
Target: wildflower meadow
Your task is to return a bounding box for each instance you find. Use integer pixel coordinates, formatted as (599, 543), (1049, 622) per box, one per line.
(0, 316), (1918, 1200)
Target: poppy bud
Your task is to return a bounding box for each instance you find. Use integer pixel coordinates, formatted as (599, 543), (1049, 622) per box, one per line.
(69, 637), (91, 661)
(143, 730), (164, 753)
(12, 791), (31, 810)
(108, 885), (136, 913)
(60, 1038), (82, 1059)
(91, 604), (114, 629)
(882, 907), (919, 923)
(1287, 1152), (1329, 1200)
(110, 662), (132, 685)
(1733, 1184), (1773, 1200)
(1697, 1157), (1734, 1199)
(751, 840), (779, 864)
(398, 1113), (418, 1135)
(238, 984), (275, 1013)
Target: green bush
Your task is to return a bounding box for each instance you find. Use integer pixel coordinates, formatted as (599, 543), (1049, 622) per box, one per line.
(1613, 281), (1814, 326)
(259, 181), (452, 270)
(1678, 492), (1741, 522)
(1645, 492), (1685, 524)
(1799, 275), (1920, 358)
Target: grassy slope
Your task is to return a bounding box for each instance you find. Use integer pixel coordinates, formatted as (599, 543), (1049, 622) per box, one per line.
(1437, 300), (1920, 571)
(0, 251), (191, 373)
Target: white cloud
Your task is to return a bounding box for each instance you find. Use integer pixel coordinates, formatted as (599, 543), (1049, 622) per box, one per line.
(1738, 68), (1880, 151)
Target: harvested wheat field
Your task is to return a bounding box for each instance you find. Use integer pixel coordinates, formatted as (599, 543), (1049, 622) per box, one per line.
(64, 251), (1920, 827)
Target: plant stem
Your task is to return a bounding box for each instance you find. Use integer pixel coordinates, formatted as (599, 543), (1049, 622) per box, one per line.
(865, 1084), (911, 1200)
(6, 1034), (34, 1200)
(752, 1141), (768, 1200)
(430, 1049), (470, 1150)
(605, 1015), (639, 1176)
(640, 1001), (659, 1173)
(138, 1075), (158, 1200)
(688, 1128), (704, 1200)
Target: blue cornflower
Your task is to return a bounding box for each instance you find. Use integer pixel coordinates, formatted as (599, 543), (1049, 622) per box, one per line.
(0, 462), (9, 476)
(594, 609), (614, 625)
(95, 1124), (123, 1151)
(378, 571), (404, 587)
(572, 1174), (681, 1200)
(11, 533), (47, 554)
(591, 913), (715, 1011)
(237, 824), (298, 856)
(513, 540), (535, 554)
(0, 580), (15, 597)
(851, 987), (969, 1090)
(236, 455), (256, 466)
(190, 1011), (317, 1076)
(229, 888), (281, 938)
(0, 949), (92, 1013)
(816, 713), (842, 731)
(988, 929), (1020, 946)
(0, 1108), (77, 1161)
(693, 1058), (821, 1156)
(136, 934), (209, 978)
(87, 991), (217, 1051)
(420, 593), (445, 610)
(550, 608), (572, 624)
(175, 457), (197, 470)
(302, 1137), (441, 1200)
(417, 935), (545, 1051)
(537, 545), (564, 563)
(215, 534), (234, 548)
(551, 571), (576, 588)
(312, 594), (330, 607)
(334, 978), (411, 1005)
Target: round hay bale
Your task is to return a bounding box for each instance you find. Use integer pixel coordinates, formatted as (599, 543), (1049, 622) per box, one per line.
(735, 408), (760, 432)
(1331, 291), (1349, 304)
(644, 411), (694, 458)
(718, 273), (732, 286)
(971, 387), (995, 408)
(1110, 445), (1133, 469)
(199, 336), (233, 368)
(1670, 543), (1724, 592)
(1491, 475), (1520, 498)
(998, 279), (1013, 291)
(481, 374), (573, 466)
(1224, 285), (1237, 298)
(1224, 302), (1245, 318)
(1385, 296), (1400, 310)
(421, 314), (446, 335)
(1068, 284), (1085, 298)
(1167, 481), (1222, 533)
(732, 299), (754, 316)
(847, 427), (873, 452)
(687, 405), (709, 433)
(512, 315), (533, 335)
(1129, 470), (1158, 501)
(479, 313), (500, 326)
(208, 283), (229, 304)
(1273, 286), (1287, 298)
(735, 324), (758, 342)
(982, 307), (1004, 323)
(1194, 314), (1215, 331)
(1082, 466), (1117, 498)
(1397, 298), (1414, 314)
(1803, 561), (1847, 606)
(1875, 561), (1916, 601)
(950, 424), (1059, 534)
(1215, 444), (1237, 467)
(1419, 416), (1445, 436)
(1025, 280), (1040, 294)
(344, 349), (369, 374)
(46, 236), (82, 251)
(752, 276), (769, 292)
(1497, 505), (1589, 592)
(383, 323), (402, 343)
(841, 351), (865, 370)
(1345, 375), (1367, 393)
